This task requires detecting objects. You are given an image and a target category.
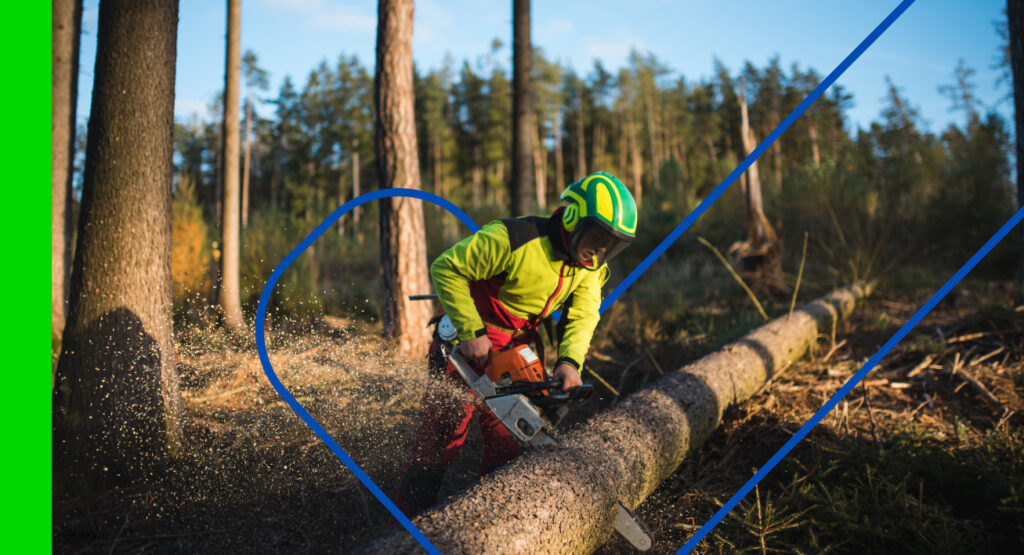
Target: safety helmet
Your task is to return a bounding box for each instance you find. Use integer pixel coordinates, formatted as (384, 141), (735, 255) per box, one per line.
(559, 171), (637, 270)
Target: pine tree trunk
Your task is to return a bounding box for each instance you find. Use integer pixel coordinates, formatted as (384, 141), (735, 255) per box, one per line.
(575, 84), (587, 178)
(592, 121), (605, 171)
(643, 84), (660, 191)
(338, 155), (346, 238)
(353, 138), (362, 244)
(735, 85), (781, 280)
(53, 0), (183, 496)
(52, 0), (82, 360)
(809, 119), (821, 166)
(472, 145), (483, 208)
(626, 110), (643, 207)
(367, 284), (871, 554)
(1008, 0), (1024, 301)
(218, 0), (245, 333)
(554, 105), (565, 194)
(242, 96), (252, 229)
(375, 0), (433, 359)
(738, 90), (766, 244)
(510, 0), (533, 216)
(534, 118), (547, 211)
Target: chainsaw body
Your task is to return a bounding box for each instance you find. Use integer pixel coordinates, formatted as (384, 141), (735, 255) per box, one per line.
(432, 312), (652, 551)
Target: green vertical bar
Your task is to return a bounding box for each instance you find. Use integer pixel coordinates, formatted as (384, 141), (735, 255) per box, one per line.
(2, 2), (52, 552)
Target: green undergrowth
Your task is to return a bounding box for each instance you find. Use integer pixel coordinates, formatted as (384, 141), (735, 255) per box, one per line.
(709, 426), (1024, 554)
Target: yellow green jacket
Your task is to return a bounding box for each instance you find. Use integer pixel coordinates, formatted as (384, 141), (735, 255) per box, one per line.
(430, 215), (609, 369)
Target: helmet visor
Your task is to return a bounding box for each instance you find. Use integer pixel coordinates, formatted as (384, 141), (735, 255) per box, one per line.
(569, 220), (632, 269)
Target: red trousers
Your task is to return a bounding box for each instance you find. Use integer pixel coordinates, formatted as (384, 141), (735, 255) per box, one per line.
(394, 327), (527, 516)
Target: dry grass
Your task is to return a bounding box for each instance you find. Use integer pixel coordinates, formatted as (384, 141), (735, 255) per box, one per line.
(54, 284), (1024, 554)
(596, 284), (1024, 554)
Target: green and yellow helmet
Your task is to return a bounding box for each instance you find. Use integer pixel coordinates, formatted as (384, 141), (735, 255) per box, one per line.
(559, 171), (637, 270)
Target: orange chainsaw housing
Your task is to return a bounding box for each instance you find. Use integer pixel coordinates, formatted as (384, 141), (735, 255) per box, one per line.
(484, 344), (547, 387)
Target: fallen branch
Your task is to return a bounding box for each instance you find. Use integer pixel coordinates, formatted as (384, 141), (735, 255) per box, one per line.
(941, 366), (1009, 416)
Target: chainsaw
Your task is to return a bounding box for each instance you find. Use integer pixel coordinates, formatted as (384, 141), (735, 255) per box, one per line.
(428, 308), (654, 551)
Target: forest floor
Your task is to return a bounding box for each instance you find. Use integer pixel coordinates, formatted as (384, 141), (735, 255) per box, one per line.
(53, 281), (1024, 554)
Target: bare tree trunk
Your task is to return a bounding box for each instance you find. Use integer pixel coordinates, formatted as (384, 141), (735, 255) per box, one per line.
(53, 0), (183, 497)
(808, 119), (821, 166)
(592, 120), (605, 171)
(241, 95), (252, 229)
(738, 88), (766, 244)
(534, 118), (547, 211)
(643, 83), (660, 191)
(617, 115), (627, 180)
(218, 0), (245, 333)
(626, 110), (643, 207)
(554, 105), (565, 195)
(353, 138), (362, 244)
(734, 83), (781, 279)
(575, 83), (587, 177)
(368, 284), (871, 554)
(510, 0), (533, 216)
(375, 0), (433, 358)
(705, 136), (717, 164)
(52, 0), (82, 360)
(337, 155), (346, 238)
(472, 144), (483, 208)
(1008, 0), (1024, 301)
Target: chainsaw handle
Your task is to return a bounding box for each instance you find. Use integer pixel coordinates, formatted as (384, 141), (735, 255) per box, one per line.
(493, 380), (594, 406)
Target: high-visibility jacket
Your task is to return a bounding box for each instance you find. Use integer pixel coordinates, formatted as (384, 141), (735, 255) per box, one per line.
(430, 212), (608, 370)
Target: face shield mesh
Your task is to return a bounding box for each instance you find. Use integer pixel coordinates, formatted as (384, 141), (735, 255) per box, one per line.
(568, 220), (632, 270)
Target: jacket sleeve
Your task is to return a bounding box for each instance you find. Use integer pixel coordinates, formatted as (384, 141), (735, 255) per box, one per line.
(556, 264), (609, 368)
(429, 221), (512, 341)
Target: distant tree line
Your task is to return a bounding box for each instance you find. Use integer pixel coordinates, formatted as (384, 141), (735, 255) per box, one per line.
(170, 45), (1015, 295)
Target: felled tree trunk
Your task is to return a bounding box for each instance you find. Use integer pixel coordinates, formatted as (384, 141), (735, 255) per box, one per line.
(366, 283), (871, 554)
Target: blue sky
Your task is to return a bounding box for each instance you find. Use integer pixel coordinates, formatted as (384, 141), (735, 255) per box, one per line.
(76, 0), (1010, 135)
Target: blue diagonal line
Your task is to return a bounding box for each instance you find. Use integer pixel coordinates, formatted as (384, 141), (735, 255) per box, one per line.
(256, 188), (480, 555)
(678, 204), (1024, 553)
(601, 0), (917, 314)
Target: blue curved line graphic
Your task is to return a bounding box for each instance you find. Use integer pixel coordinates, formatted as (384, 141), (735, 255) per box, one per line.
(255, 188), (478, 555)
(601, 0), (916, 316)
(256, 2), (916, 551)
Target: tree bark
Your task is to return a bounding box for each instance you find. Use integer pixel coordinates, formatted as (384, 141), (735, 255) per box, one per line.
(242, 95), (252, 229)
(1009, 0), (1024, 301)
(375, 0), (433, 359)
(53, 0), (183, 496)
(353, 138), (362, 244)
(337, 154), (346, 238)
(733, 83), (781, 278)
(367, 283), (871, 554)
(575, 83), (587, 178)
(52, 0), (82, 358)
(808, 119), (821, 166)
(218, 0), (245, 333)
(626, 110), (643, 207)
(554, 105), (565, 195)
(533, 118), (547, 211)
(510, 0), (533, 216)
(644, 83), (660, 191)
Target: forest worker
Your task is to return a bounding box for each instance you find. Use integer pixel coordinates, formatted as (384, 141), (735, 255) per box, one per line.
(393, 171), (638, 517)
